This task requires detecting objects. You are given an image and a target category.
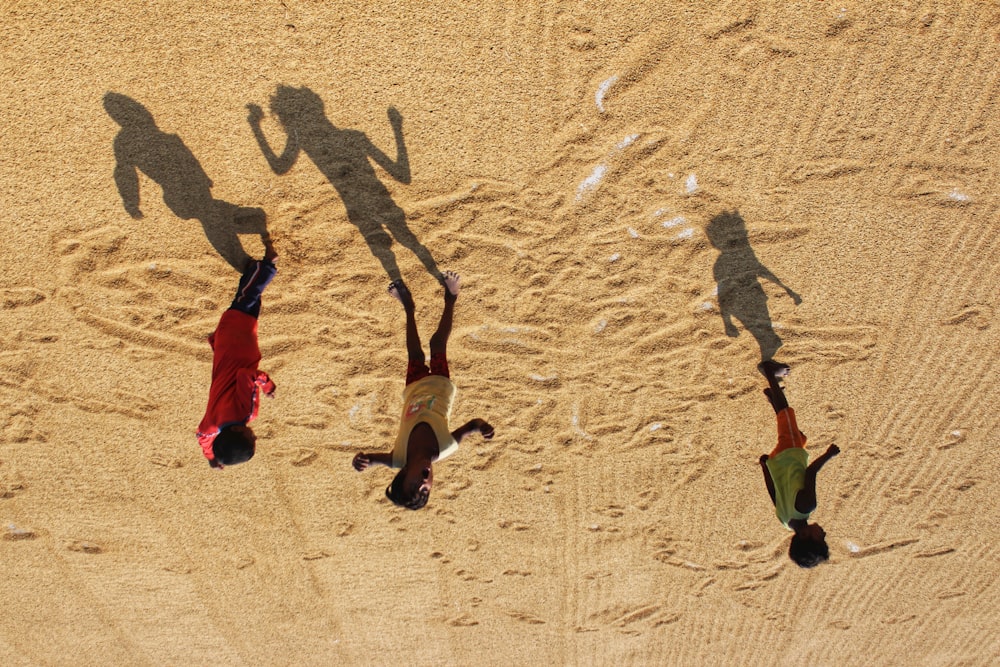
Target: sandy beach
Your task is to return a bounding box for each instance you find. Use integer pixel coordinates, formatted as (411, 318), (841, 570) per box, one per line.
(1, 2), (998, 665)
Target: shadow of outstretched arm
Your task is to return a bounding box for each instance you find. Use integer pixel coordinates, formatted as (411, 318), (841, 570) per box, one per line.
(757, 263), (802, 304)
(365, 107), (411, 184)
(247, 104), (300, 174)
(112, 139), (143, 219)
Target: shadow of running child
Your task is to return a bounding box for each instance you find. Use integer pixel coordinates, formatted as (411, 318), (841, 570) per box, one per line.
(104, 92), (267, 271)
(706, 210), (801, 361)
(247, 85), (440, 282)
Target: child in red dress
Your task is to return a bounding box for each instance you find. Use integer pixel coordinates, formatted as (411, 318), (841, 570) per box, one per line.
(197, 238), (278, 468)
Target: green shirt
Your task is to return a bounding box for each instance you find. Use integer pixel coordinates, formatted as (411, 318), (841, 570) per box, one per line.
(766, 448), (812, 529)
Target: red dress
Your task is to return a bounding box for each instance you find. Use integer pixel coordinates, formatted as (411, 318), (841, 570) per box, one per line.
(196, 309), (274, 462)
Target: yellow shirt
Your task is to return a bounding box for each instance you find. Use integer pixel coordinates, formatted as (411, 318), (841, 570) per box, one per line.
(391, 375), (458, 469)
(766, 448), (812, 529)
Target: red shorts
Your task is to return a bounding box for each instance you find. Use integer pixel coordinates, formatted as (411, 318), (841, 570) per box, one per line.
(405, 353), (449, 385)
(770, 407), (807, 458)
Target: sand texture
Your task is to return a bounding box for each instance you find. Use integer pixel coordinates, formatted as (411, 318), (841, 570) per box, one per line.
(1, 2), (999, 665)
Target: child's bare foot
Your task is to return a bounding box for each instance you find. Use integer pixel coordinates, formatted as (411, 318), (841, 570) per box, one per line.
(442, 270), (460, 300)
(757, 360), (790, 380)
(388, 279), (415, 310)
(262, 234), (278, 263)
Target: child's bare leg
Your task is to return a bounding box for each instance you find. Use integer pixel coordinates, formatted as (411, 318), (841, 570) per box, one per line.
(389, 279), (424, 363)
(262, 232), (278, 264)
(758, 360), (790, 414)
(430, 271), (460, 355)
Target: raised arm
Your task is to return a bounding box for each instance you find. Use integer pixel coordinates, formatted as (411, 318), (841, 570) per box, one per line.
(365, 107), (411, 184)
(451, 418), (495, 444)
(759, 455), (776, 506)
(247, 104), (299, 175)
(795, 444), (840, 513)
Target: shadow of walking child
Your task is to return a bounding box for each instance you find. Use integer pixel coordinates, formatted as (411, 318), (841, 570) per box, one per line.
(706, 210), (801, 361)
(247, 85), (440, 282)
(104, 92), (267, 271)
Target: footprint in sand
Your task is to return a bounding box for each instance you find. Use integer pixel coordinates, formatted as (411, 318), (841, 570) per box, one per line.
(66, 540), (103, 554)
(447, 613), (479, 627)
(939, 303), (993, 330)
(4, 524), (36, 540)
(0, 288), (46, 310)
(938, 429), (967, 450)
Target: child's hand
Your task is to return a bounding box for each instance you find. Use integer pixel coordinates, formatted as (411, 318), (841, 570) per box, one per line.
(352, 453), (372, 471)
(826, 444), (840, 457)
(478, 421), (495, 440)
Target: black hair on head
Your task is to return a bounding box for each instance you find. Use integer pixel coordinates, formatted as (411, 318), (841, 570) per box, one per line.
(385, 469), (430, 510)
(789, 533), (830, 568)
(212, 426), (256, 467)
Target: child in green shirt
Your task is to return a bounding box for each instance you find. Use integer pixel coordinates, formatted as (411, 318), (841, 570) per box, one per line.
(757, 360), (840, 567)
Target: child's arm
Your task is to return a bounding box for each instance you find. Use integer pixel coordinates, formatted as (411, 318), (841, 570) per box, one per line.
(451, 418), (495, 443)
(112, 140), (142, 219)
(254, 371), (276, 398)
(795, 444), (840, 513)
(364, 107), (411, 184)
(247, 104), (299, 174)
(759, 455), (777, 506)
(352, 452), (393, 471)
(758, 263), (802, 304)
(718, 281), (738, 336)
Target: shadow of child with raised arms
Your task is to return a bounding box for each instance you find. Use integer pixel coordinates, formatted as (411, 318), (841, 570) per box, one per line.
(247, 86), (440, 282)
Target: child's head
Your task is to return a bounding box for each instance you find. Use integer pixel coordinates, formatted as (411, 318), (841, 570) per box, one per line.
(385, 465), (432, 510)
(270, 85), (325, 127)
(103, 92), (156, 129)
(211, 424), (257, 468)
(705, 210), (749, 250)
(788, 524), (830, 568)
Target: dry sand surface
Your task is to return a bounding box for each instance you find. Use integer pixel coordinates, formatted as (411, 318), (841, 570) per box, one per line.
(1, 1), (999, 665)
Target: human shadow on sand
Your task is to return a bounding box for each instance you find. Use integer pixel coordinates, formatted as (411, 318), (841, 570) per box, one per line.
(706, 210), (801, 361)
(104, 92), (268, 271)
(247, 85), (440, 282)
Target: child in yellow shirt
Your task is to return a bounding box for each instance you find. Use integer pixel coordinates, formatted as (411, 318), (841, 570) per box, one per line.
(757, 360), (840, 567)
(352, 272), (494, 509)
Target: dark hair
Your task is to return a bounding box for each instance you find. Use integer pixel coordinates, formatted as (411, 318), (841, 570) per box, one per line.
(212, 426), (256, 467)
(788, 533), (830, 568)
(385, 469), (429, 510)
